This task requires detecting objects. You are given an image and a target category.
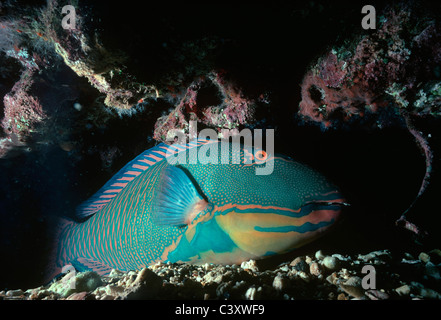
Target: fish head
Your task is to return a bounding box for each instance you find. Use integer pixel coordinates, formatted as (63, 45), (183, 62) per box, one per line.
(212, 154), (348, 259)
(155, 141), (347, 264)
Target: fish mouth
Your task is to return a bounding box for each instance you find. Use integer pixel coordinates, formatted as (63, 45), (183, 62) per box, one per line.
(303, 201), (351, 208)
(300, 198), (350, 222)
(303, 189), (350, 208)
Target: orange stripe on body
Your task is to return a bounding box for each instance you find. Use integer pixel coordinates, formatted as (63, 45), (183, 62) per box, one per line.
(112, 182), (128, 187)
(93, 199), (112, 204)
(147, 154), (162, 161)
(118, 176), (135, 181)
(100, 194), (116, 199)
(125, 171), (141, 176)
(153, 150), (167, 156)
(104, 189), (122, 193)
(139, 158), (156, 165)
(132, 164), (148, 170)
(171, 145), (187, 151)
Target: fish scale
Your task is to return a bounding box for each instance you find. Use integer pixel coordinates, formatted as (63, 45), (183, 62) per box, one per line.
(47, 139), (346, 280)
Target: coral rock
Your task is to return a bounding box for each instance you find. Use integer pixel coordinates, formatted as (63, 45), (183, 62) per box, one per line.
(153, 71), (255, 143)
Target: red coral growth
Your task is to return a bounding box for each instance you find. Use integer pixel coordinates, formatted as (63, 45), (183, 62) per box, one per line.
(0, 68), (46, 158)
(2, 69), (46, 140)
(299, 69), (380, 126)
(153, 71), (255, 143)
(298, 4), (441, 237)
(299, 5), (441, 128)
(317, 52), (348, 89)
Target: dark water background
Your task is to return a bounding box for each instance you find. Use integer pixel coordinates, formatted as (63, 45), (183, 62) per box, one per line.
(1, 0), (441, 290)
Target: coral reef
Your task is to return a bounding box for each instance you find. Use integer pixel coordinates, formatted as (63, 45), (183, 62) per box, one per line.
(37, 0), (159, 110)
(0, 1), (157, 159)
(298, 2), (441, 235)
(153, 70), (256, 143)
(0, 0), (258, 158)
(0, 69), (45, 157)
(299, 5), (441, 126)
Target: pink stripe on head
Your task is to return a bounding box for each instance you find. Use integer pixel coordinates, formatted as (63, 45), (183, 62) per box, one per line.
(319, 191), (340, 197)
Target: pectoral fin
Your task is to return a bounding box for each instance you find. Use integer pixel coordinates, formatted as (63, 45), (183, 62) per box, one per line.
(153, 165), (210, 226)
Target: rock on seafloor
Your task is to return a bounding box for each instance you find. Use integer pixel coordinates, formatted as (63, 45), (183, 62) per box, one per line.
(48, 271), (103, 298)
(2, 248), (441, 300)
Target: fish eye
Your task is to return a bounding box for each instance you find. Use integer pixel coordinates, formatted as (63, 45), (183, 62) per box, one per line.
(254, 150), (267, 161)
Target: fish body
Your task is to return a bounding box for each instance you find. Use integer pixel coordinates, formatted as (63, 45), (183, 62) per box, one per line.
(49, 139), (345, 278)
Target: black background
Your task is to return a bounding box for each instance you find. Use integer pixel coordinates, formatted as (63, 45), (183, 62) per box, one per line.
(1, 0), (440, 290)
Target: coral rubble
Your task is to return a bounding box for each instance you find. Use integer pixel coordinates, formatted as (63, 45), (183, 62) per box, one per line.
(2, 248), (441, 300)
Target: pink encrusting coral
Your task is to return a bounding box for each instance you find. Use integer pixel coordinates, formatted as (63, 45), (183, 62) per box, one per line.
(299, 65), (381, 127)
(2, 69), (46, 139)
(153, 70), (255, 143)
(0, 67), (46, 158)
(298, 3), (441, 236)
(299, 6), (441, 127)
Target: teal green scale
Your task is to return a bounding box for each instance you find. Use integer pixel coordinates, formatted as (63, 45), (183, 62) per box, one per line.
(50, 139), (346, 278)
(58, 159), (187, 274)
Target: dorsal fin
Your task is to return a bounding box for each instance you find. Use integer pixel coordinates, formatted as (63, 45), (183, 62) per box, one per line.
(75, 143), (172, 220)
(75, 138), (214, 220)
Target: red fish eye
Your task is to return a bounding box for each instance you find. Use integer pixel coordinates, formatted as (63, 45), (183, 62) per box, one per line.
(255, 150), (267, 161)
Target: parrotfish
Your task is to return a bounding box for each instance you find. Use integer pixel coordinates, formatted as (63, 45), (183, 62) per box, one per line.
(47, 139), (347, 279)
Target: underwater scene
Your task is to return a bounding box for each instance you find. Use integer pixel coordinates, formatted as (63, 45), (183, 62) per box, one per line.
(1, 0), (441, 307)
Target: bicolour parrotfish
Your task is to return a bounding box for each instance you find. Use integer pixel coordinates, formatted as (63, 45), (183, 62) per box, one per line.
(46, 138), (347, 280)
